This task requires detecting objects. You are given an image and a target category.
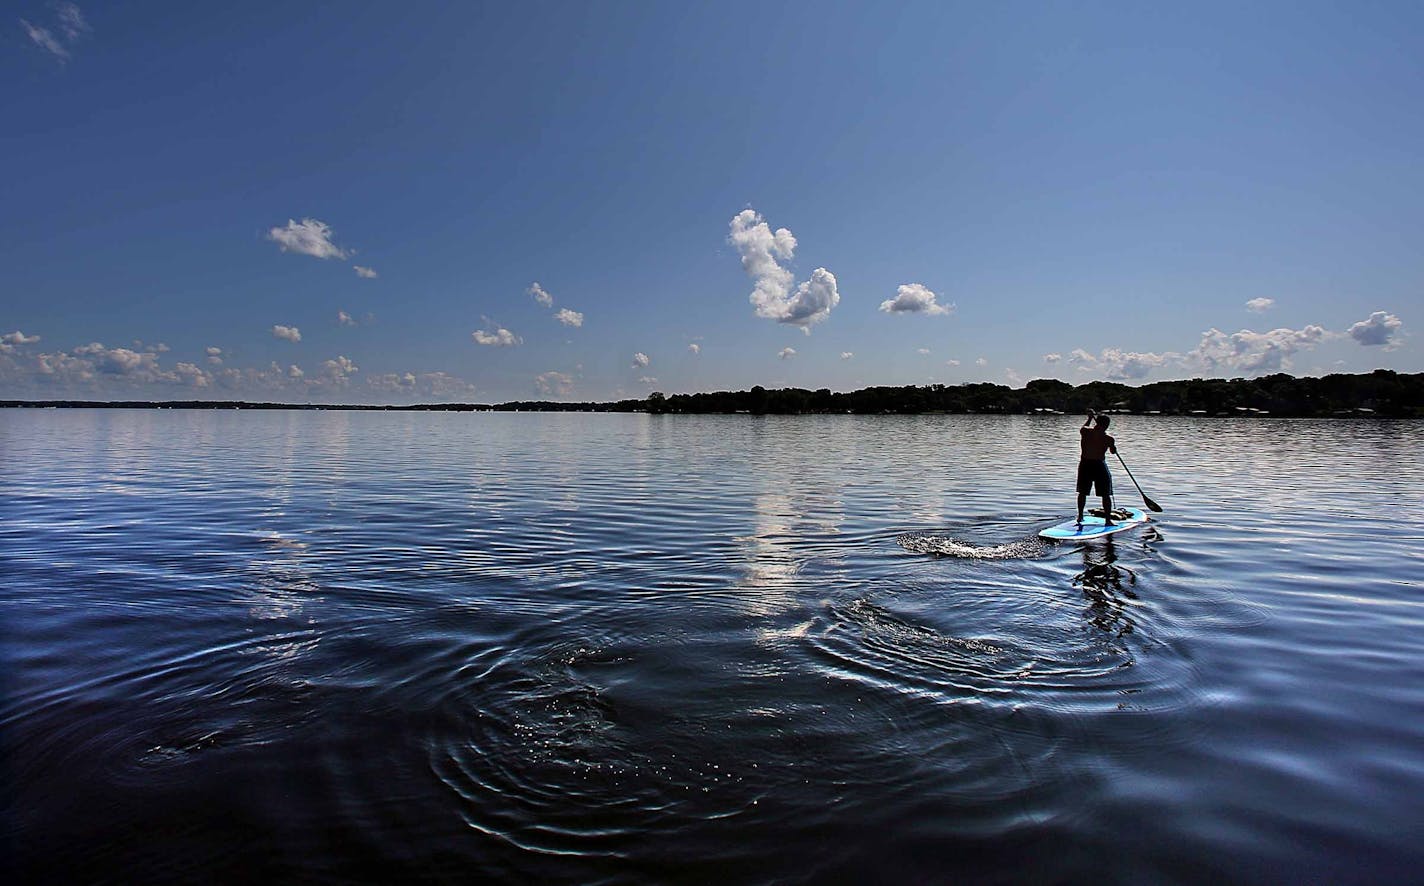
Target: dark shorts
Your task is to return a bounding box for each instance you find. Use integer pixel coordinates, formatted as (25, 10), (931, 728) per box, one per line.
(1077, 459), (1113, 497)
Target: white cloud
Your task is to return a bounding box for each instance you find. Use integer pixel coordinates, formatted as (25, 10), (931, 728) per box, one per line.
(76, 343), (150, 376)
(529, 282), (554, 307)
(55, 3), (88, 41)
(1347, 311), (1404, 349)
(879, 283), (953, 316)
(472, 326), (520, 347)
(287, 364), (304, 379)
(779, 347), (796, 360)
(535, 371), (575, 397)
(366, 371), (477, 400)
(631, 352), (649, 368)
(205, 346), (223, 365)
(728, 209), (839, 333)
(1069, 347), (1173, 379)
(272, 324), (302, 343)
(320, 355), (358, 384)
(1043, 353), (1061, 363)
(173, 362), (210, 387)
(1006, 369), (1023, 385)
(841, 351), (854, 360)
(1187, 325), (1328, 374)
(19, 3), (87, 62)
(21, 19), (68, 60)
(945, 359), (960, 367)
(688, 343), (701, 355)
(266, 218), (350, 260)
(916, 348), (930, 355)
(638, 376), (658, 386)
(354, 265), (378, 279)
(2, 331), (40, 347)
(553, 307), (584, 327)
(9, 341), (188, 388)
(975, 357), (988, 367)
(337, 310), (356, 327)
(1246, 297), (1275, 313)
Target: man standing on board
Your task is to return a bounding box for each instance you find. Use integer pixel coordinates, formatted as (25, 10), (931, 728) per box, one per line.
(1078, 409), (1117, 526)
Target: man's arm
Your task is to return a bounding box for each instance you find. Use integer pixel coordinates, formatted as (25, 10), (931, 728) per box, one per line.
(1082, 408), (1095, 429)
(1108, 434), (1117, 454)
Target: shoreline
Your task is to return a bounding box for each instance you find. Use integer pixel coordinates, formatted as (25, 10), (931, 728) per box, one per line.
(2, 369), (1420, 419)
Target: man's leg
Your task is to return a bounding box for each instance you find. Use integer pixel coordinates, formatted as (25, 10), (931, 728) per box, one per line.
(1102, 494), (1114, 526)
(1076, 493), (1086, 524)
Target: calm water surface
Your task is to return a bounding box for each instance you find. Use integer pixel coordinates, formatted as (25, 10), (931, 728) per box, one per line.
(3, 410), (1423, 883)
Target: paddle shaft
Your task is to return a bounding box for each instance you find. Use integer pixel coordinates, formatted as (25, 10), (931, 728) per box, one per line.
(1115, 452), (1163, 512)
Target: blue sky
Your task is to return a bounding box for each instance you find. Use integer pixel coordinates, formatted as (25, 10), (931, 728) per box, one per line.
(3, 1), (1419, 402)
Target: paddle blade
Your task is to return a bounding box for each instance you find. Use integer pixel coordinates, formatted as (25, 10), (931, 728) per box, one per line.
(1142, 495), (1163, 513)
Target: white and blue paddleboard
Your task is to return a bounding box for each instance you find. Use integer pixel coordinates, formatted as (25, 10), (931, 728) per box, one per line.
(1039, 507), (1149, 541)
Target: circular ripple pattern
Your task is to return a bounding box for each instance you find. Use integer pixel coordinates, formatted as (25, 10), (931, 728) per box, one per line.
(3, 411), (1423, 883)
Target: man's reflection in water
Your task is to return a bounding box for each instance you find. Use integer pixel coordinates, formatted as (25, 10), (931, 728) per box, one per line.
(1073, 536), (1138, 639)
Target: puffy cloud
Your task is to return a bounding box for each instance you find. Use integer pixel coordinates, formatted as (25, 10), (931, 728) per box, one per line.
(210, 362), (296, 393)
(173, 362), (210, 387)
(320, 355), (358, 384)
(879, 283), (953, 316)
(1245, 298), (1274, 313)
(76, 343), (153, 376)
(1187, 325), (1328, 374)
(728, 209), (839, 333)
(554, 308), (584, 327)
(287, 364), (305, 379)
(1347, 311), (1404, 349)
(1, 331), (41, 352)
(631, 352), (650, 368)
(975, 357), (988, 367)
(916, 348), (930, 355)
(337, 310), (356, 327)
(354, 265), (378, 279)
(1069, 347), (1173, 380)
(1005, 369), (1023, 386)
(272, 324), (302, 343)
(535, 371), (575, 397)
(8, 341), (193, 388)
(688, 343), (701, 355)
(779, 347), (796, 360)
(366, 371), (478, 400)
(472, 326), (520, 347)
(266, 218), (349, 260)
(529, 282), (554, 307)
(945, 359), (960, 367)
(1043, 353), (1062, 364)
(840, 352), (854, 360)
(638, 376), (658, 386)
(205, 346), (223, 366)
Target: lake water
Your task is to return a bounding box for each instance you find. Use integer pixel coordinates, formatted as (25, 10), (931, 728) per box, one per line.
(3, 409), (1423, 883)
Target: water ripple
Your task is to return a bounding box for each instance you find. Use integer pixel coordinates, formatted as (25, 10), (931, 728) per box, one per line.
(4, 411), (1423, 883)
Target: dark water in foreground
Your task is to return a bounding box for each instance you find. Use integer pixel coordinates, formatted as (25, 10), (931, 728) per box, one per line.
(3, 410), (1423, 883)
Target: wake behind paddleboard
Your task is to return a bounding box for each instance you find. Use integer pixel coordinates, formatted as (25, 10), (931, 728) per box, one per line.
(1039, 507), (1148, 541)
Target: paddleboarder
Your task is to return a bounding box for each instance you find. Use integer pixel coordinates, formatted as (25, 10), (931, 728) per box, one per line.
(1077, 409), (1117, 526)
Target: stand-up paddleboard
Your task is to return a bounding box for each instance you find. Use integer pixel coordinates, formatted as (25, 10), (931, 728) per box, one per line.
(1039, 507), (1148, 541)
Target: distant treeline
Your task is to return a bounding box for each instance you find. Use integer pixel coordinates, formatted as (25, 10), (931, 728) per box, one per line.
(622, 370), (1424, 417)
(3, 370), (1422, 417)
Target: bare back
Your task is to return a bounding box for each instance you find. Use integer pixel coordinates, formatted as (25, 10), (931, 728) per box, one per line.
(1080, 426), (1116, 461)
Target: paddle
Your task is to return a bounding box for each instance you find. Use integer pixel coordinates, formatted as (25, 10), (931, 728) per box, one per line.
(1115, 452), (1163, 513)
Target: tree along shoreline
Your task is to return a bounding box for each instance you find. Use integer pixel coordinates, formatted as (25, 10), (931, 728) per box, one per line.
(3, 370), (1421, 418)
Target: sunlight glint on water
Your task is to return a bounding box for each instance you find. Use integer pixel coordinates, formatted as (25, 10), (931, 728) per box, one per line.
(3, 410), (1423, 882)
